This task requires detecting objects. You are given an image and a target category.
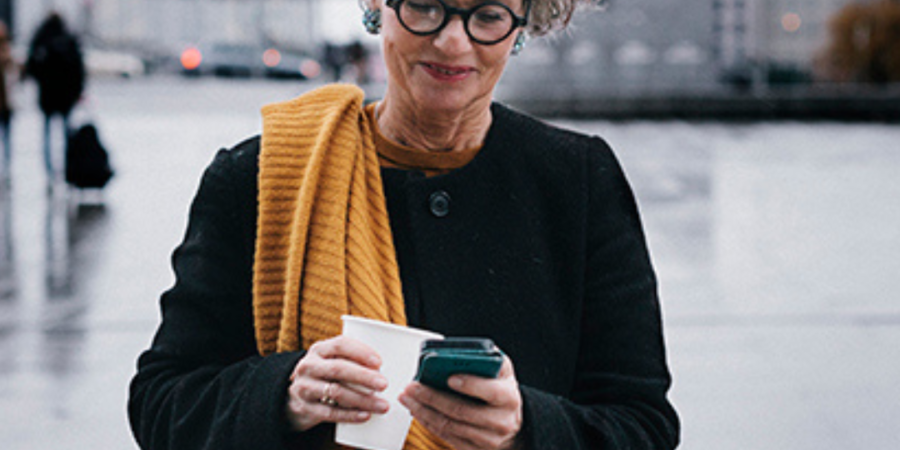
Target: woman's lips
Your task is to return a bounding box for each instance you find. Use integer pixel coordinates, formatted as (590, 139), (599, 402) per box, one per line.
(421, 62), (474, 82)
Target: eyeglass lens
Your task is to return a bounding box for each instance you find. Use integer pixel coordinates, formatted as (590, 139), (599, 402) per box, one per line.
(397, 0), (518, 44)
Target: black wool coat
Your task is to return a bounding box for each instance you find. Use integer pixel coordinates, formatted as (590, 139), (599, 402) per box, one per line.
(128, 103), (680, 449)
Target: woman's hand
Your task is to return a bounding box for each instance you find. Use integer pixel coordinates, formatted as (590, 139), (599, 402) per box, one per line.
(285, 336), (391, 432)
(399, 356), (524, 450)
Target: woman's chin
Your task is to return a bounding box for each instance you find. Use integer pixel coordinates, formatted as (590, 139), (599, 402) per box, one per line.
(410, 87), (482, 115)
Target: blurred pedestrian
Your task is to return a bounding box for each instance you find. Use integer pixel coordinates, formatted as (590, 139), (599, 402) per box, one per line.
(23, 12), (86, 183)
(322, 41), (346, 82)
(346, 39), (370, 84)
(0, 20), (15, 187)
(130, 1), (679, 449)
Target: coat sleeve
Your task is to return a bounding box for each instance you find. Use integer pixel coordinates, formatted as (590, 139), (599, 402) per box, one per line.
(517, 138), (680, 449)
(127, 142), (320, 450)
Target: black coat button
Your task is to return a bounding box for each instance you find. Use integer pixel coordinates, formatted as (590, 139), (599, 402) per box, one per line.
(428, 191), (451, 217)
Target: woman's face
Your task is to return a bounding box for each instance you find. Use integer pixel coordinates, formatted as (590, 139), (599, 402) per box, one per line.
(378, 0), (526, 115)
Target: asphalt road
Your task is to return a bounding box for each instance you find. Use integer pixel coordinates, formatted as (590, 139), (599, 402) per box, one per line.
(1, 75), (899, 449)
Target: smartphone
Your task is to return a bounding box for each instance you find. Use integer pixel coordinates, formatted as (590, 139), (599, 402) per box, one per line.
(414, 338), (504, 394)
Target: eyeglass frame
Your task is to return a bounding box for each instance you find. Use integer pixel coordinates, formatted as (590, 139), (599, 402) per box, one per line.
(384, 0), (531, 46)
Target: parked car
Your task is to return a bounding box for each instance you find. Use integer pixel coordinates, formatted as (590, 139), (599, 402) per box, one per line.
(180, 43), (320, 80)
(719, 61), (812, 90)
(181, 43), (260, 77)
(263, 48), (322, 80)
(85, 48), (146, 78)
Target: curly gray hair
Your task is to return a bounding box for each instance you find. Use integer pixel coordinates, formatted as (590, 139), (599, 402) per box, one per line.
(526, 0), (606, 36)
(362, 0), (605, 37)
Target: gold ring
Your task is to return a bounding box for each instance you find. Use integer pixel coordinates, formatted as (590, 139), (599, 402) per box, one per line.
(320, 383), (338, 406)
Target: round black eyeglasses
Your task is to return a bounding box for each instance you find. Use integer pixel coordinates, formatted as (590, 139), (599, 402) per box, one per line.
(385, 0), (530, 46)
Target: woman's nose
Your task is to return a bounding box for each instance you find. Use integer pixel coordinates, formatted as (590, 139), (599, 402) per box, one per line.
(433, 16), (473, 54)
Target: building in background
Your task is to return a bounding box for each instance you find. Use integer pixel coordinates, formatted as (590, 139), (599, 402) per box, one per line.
(714, 0), (751, 70)
(11, 0), (861, 82)
(713, 0), (856, 88)
(499, 0), (873, 107)
(12, 0), (322, 61)
(748, 0), (855, 67)
(500, 0), (718, 103)
(9, 0), (895, 118)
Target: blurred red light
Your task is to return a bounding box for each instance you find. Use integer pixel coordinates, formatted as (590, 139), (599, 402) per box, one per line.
(782, 13), (802, 33)
(263, 49), (281, 68)
(181, 47), (202, 70)
(300, 59), (322, 79)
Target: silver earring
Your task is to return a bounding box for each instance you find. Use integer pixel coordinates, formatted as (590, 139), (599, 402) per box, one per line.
(363, 8), (382, 35)
(511, 33), (526, 56)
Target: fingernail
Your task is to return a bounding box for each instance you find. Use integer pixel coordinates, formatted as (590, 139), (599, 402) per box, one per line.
(449, 376), (463, 389)
(375, 377), (388, 391)
(369, 355), (382, 367)
(356, 411), (370, 421)
(377, 399), (390, 412)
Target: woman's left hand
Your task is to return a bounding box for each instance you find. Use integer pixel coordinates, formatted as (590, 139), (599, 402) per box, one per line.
(399, 356), (523, 450)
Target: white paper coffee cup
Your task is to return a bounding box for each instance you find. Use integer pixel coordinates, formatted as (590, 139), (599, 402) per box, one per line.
(336, 315), (443, 450)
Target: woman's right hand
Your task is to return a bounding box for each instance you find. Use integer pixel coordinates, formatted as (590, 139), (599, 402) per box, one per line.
(285, 336), (391, 432)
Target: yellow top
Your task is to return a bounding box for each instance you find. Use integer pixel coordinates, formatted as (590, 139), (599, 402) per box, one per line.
(254, 84), (451, 450)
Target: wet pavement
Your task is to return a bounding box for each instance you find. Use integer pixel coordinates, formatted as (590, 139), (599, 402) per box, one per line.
(1, 76), (899, 449)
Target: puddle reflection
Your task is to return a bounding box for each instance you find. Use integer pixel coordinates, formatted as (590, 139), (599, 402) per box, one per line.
(0, 185), (110, 381)
(45, 188), (73, 297)
(0, 189), (15, 377)
(0, 189), (14, 301)
(42, 188), (110, 378)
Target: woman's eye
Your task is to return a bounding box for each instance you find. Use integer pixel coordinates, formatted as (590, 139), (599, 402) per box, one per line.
(475, 11), (503, 23)
(407, 1), (441, 15)
(474, 8), (506, 24)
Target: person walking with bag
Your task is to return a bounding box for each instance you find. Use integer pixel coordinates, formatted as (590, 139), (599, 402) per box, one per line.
(23, 12), (86, 184)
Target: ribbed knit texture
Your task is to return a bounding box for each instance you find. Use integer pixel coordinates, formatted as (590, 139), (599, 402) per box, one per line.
(253, 84), (450, 450)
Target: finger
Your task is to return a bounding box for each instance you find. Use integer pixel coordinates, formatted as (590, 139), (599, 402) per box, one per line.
(402, 383), (487, 427)
(306, 357), (389, 393)
(400, 392), (497, 450)
(448, 357), (518, 406)
(302, 380), (390, 414)
(497, 355), (515, 378)
(306, 401), (375, 425)
(309, 336), (383, 369)
(446, 374), (516, 407)
(320, 381), (339, 406)
(404, 382), (521, 439)
(293, 350), (387, 392)
(285, 384), (375, 432)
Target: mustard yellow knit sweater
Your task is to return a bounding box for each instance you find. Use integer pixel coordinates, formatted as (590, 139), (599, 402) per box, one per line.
(253, 84), (449, 450)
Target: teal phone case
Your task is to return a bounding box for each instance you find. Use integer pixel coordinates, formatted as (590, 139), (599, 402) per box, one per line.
(414, 349), (503, 393)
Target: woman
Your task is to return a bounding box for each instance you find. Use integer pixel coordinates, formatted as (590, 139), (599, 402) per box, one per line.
(128, 1), (680, 449)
